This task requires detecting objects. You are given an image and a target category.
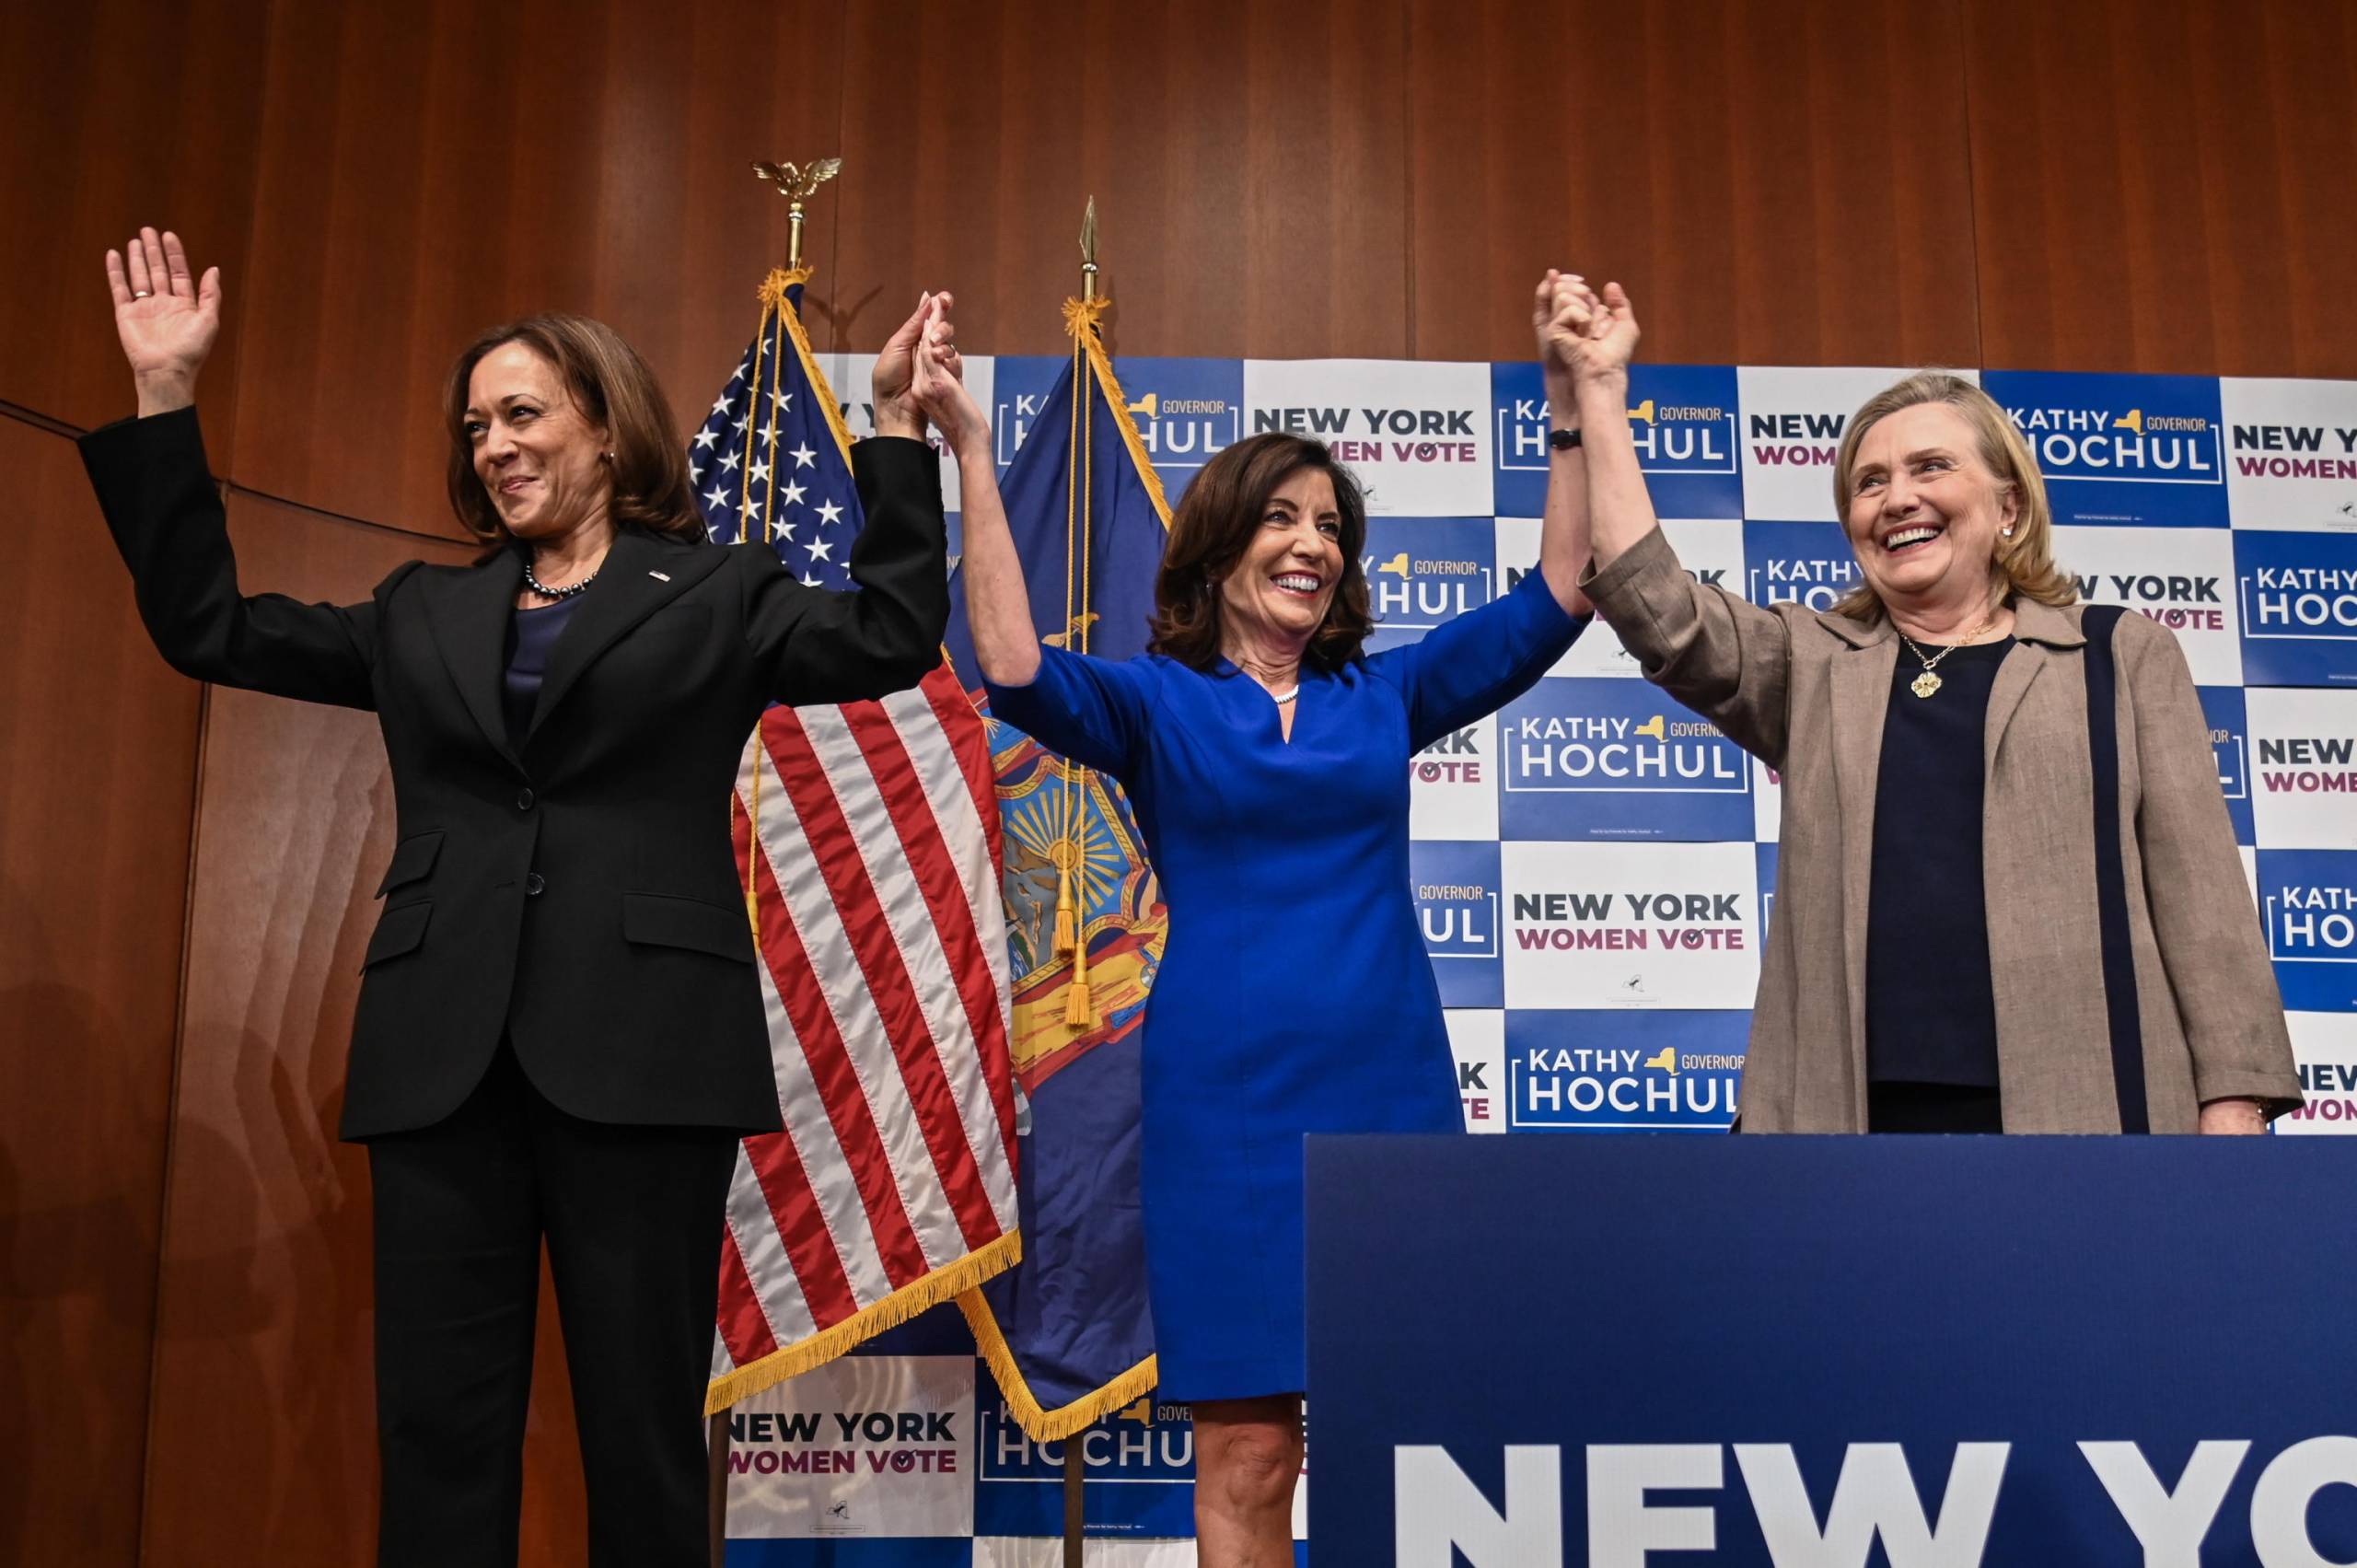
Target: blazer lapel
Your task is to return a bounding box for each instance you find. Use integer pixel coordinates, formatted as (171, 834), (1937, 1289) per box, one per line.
(424, 546), (526, 770)
(1827, 621), (1898, 1111)
(525, 531), (730, 743)
(1987, 600), (2086, 781)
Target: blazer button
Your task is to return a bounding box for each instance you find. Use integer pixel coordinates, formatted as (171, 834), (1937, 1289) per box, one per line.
(516, 787), (536, 811)
(525, 872), (545, 896)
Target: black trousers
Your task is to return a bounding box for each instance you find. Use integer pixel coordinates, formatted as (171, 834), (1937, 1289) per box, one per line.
(366, 1042), (739, 1568)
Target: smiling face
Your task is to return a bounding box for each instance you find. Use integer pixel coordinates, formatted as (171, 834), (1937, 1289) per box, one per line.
(1841, 401), (2020, 625)
(1215, 465), (1346, 660)
(464, 341), (612, 541)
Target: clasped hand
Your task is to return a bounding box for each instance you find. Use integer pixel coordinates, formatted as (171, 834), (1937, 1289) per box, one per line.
(1532, 267), (1640, 399)
(872, 292), (988, 460)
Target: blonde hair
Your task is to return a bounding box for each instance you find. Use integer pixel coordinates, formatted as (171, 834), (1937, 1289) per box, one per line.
(1829, 371), (2075, 621)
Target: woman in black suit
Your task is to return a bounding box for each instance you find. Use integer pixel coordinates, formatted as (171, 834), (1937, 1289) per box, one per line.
(83, 228), (958, 1567)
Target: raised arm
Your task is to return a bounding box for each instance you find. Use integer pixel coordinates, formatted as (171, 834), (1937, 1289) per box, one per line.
(1558, 280), (1664, 576)
(1530, 270), (1596, 618)
(910, 298), (1041, 687)
(1558, 278), (1795, 765)
(81, 228), (382, 709)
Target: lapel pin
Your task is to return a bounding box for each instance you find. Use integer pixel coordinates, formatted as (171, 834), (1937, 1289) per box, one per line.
(649, 570), (671, 582)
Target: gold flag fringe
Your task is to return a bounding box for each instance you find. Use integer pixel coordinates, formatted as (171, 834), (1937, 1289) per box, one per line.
(958, 1287), (1160, 1443)
(705, 1228), (1023, 1415)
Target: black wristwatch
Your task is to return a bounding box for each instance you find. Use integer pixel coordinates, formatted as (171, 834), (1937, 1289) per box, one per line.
(1548, 426), (1583, 451)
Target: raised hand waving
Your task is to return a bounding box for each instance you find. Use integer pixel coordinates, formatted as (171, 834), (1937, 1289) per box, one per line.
(106, 227), (221, 414)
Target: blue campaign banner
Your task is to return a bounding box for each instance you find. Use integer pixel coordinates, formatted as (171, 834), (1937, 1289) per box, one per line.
(1411, 840), (1504, 1008)
(1492, 362), (1744, 519)
(2256, 848), (2357, 1012)
(1306, 1135), (2357, 1566)
(1496, 678), (1753, 842)
(2200, 685), (2258, 845)
(990, 354), (1070, 469)
(1755, 842), (1779, 938)
(1489, 360), (1553, 517)
(1107, 356), (1245, 491)
(993, 353), (1240, 503)
(2235, 528), (2357, 685)
(1740, 519), (1862, 612)
(1504, 1010), (1747, 1131)
(1983, 370), (2231, 527)
(1362, 517), (1502, 653)
(973, 1387), (1198, 1538)
(1624, 363), (1745, 519)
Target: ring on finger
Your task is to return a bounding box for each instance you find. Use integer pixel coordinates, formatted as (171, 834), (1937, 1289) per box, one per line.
(134, 289), (152, 298)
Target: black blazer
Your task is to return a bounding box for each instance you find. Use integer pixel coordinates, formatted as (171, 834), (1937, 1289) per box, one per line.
(81, 407), (949, 1140)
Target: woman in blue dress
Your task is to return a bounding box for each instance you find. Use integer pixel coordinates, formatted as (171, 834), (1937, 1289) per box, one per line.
(916, 277), (1596, 1562)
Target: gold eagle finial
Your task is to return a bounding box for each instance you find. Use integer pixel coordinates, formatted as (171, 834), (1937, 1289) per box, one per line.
(752, 158), (843, 203)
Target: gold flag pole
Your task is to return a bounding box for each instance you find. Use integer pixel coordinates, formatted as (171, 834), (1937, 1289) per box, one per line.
(1060, 195), (1101, 1568)
(1080, 194), (1099, 303)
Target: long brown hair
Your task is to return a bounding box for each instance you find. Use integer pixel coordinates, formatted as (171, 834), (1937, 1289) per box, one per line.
(1146, 433), (1375, 671)
(442, 313), (702, 549)
(1829, 371), (2076, 621)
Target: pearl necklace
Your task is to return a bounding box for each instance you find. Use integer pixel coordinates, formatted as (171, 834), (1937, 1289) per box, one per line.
(1269, 687), (1299, 705)
(523, 557), (598, 600)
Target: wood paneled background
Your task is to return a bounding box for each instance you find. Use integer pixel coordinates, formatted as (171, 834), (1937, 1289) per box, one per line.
(4, 0), (2354, 1561)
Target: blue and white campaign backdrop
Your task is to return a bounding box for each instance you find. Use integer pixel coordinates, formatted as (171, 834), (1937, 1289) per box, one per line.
(732, 354), (2357, 1562)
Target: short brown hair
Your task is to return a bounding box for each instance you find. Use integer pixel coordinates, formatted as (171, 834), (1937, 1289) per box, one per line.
(1829, 371), (2076, 621)
(442, 313), (702, 548)
(1146, 433), (1375, 671)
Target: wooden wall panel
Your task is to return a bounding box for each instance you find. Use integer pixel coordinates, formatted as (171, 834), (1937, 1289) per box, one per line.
(835, 0), (1412, 361)
(1966, 0), (2357, 376)
(0, 0), (270, 447)
(1407, 0), (1982, 367)
(0, 416), (203, 1568)
(226, 0), (846, 536)
(129, 497), (588, 1566)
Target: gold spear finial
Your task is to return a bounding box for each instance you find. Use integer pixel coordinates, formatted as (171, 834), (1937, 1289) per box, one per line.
(752, 157), (843, 272)
(1080, 195), (1099, 302)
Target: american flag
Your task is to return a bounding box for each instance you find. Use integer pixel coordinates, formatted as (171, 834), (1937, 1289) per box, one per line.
(696, 273), (1021, 1412)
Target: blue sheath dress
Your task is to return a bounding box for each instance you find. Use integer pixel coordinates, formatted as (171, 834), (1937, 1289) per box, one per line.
(985, 571), (1584, 1399)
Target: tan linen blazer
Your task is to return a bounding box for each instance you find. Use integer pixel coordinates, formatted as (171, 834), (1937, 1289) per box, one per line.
(1584, 526), (2301, 1133)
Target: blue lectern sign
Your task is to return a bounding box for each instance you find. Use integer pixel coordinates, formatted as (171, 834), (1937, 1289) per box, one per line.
(1306, 1136), (2357, 1565)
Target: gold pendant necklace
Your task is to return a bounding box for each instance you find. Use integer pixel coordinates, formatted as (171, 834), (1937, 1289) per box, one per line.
(1899, 611), (2000, 699)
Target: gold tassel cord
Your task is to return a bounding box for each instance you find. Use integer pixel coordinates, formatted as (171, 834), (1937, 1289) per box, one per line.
(1049, 316), (1086, 974)
(761, 275), (792, 547)
(1062, 302), (1102, 1031)
(734, 296), (775, 935)
(733, 296), (772, 549)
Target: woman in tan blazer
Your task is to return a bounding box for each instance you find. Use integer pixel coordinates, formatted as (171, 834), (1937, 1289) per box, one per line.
(1537, 273), (2299, 1133)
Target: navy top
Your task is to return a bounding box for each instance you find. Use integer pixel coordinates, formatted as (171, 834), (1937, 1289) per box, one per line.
(502, 594), (586, 742)
(1865, 636), (2014, 1087)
